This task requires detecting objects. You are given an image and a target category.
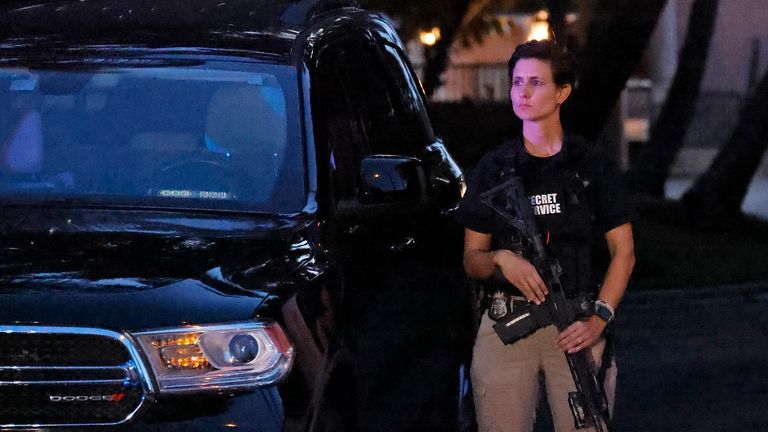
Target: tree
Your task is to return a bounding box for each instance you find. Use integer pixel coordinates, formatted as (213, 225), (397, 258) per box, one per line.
(546, 0), (571, 47)
(562, 0), (668, 141)
(362, 0), (501, 97)
(626, 0), (720, 196)
(681, 69), (768, 226)
(364, 0), (667, 145)
(421, 0), (476, 97)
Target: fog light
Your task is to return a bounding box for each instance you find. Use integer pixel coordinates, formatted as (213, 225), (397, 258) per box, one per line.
(229, 334), (259, 364)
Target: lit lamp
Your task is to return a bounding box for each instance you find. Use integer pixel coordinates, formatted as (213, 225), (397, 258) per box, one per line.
(419, 27), (441, 46)
(527, 10), (550, 41)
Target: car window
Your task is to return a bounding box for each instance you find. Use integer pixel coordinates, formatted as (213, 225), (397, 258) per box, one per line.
(312, 39), (370, 201)
(378, 44), (435, 149)
(336, 40), (435, 156)
(311, 38), (435, 201)
(0, 58), (305, 213)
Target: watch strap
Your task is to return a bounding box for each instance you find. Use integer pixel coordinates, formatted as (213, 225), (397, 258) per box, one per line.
(593, 299), (614, 323)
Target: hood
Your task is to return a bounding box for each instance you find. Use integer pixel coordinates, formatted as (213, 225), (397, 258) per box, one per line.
(0, 207), (324, 330)
(0, 276), (267, 331)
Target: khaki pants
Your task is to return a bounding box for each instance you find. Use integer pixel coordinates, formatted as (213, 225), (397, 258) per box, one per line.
(471, 314), (616, 432)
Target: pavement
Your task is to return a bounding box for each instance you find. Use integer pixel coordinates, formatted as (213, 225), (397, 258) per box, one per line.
(610, 283), (768, 431)
(292, 281), (768, 432)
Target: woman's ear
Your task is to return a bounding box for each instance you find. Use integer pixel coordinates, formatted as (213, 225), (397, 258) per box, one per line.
(557, 84), (572, 105)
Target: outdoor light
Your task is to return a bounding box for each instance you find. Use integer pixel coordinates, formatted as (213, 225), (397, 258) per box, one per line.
(527, 9), (551, 41)
(419, 27), (441, 46)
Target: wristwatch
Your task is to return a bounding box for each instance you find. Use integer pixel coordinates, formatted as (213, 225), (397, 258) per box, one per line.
(593, 300), (614, 323)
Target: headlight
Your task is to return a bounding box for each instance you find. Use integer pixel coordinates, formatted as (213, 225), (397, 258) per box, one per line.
(133, 321), (293, 393)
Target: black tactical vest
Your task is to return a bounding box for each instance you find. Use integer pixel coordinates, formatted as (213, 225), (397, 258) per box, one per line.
(487, 137), (599, 297)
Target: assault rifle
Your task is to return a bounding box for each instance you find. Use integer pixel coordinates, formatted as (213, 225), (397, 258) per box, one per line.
(479, 175), (610, 432)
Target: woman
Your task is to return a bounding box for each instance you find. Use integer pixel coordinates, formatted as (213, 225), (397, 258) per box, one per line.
(456, 40), (635, 432)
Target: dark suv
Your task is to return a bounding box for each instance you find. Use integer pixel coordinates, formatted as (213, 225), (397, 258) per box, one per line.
(0, 0), (467, 431)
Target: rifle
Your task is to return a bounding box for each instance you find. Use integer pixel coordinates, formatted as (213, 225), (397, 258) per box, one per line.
(479, 175), (610, 432)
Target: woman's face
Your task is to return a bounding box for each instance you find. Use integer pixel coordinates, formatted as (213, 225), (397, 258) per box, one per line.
(510, 58), (570, 122)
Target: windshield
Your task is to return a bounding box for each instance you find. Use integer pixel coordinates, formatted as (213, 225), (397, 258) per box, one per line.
(0, 55), (305, 213)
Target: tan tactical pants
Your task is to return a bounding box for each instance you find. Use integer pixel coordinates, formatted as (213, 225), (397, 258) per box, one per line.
(471, 313), (616, 432)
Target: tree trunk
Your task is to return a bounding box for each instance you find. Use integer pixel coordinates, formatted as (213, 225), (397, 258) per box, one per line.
(626, 0), (719, 196)
(546, 0), (571, 47)
(422, 0), (473, 97)
(681, 69), (768, 226)
(562, 0), (668, 141)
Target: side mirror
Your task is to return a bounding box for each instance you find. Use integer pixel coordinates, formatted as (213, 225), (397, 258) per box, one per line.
(359, 155), (425, 205)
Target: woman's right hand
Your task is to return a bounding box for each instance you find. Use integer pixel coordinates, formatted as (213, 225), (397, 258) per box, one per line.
(492, 249), (548, 304)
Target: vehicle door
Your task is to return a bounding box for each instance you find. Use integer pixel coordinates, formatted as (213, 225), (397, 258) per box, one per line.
(307, 32), (467, 431)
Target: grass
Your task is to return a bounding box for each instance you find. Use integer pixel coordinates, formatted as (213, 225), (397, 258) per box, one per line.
(630, 196), (768, 289)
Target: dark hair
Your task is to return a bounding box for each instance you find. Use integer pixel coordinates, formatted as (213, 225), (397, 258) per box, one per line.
(507, 39), (575, 87)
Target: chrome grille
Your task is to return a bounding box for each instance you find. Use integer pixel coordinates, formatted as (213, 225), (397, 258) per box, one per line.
(0, 332), (130, 366)
(0, 326), (151, 428)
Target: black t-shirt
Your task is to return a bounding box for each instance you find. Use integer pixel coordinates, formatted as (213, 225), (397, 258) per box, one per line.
(456, 134), (630, 296)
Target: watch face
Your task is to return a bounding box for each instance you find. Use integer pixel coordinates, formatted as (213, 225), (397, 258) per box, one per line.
(595, 304), (613, 322)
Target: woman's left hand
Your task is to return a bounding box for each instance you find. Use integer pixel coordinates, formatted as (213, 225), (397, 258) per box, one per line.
(556, 315), (606, 353)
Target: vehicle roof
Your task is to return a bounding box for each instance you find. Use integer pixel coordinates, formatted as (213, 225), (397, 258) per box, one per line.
(0, 0), (368, 61)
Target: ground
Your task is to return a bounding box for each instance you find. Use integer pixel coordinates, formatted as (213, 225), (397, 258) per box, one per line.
(609, 283), (768, 431)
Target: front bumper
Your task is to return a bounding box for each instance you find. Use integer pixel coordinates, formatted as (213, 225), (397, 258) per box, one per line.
(116, 389), (284, 432)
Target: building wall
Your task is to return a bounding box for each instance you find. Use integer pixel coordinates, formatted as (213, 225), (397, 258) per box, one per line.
(675, 0), (768, 94)
(670, 0), (768, 174)
(407, 16), (529, 102)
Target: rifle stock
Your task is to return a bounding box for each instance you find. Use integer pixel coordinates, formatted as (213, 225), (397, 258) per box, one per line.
(480, 176), (610, 431)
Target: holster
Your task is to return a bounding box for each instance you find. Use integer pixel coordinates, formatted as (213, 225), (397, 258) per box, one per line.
(491, 301), (552, 345)
(490, 296), (594, 345)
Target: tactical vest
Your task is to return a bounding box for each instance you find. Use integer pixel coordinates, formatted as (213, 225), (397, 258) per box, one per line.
(486, 138), (599, 297)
